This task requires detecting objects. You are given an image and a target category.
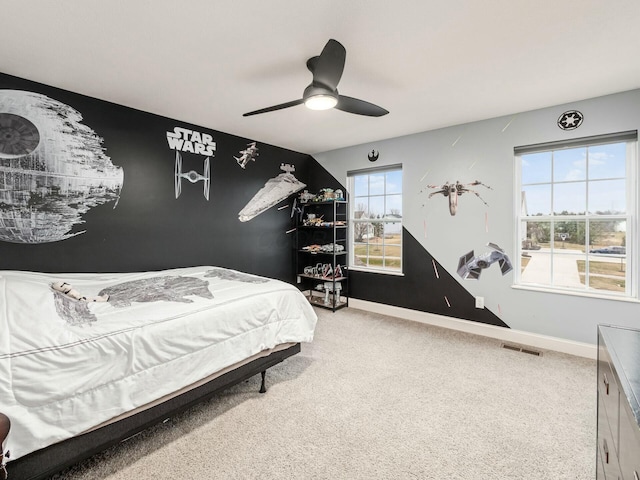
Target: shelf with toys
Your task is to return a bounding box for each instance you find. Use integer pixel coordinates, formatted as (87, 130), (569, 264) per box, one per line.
(294, 188), (348, 311)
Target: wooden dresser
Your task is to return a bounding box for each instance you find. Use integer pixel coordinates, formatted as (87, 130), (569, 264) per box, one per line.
(597, 325), (640, 480)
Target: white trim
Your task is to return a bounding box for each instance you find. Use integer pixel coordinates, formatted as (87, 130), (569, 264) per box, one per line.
(348, 266), (405, 276)
(511, 283), (640, 303)
(348, 298), (597, 359)
(348, 166), (404, 275)
(514, 136), (637, 300)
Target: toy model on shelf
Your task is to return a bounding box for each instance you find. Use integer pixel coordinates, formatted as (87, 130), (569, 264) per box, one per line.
(298, 188), (345, 203)
(295, 193), (348, 311)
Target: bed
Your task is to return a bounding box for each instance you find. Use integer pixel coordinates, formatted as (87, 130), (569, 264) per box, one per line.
(0, 266), (317, 480)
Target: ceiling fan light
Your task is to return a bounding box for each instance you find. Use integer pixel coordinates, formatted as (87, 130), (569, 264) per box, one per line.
(304, 94), (338, 111)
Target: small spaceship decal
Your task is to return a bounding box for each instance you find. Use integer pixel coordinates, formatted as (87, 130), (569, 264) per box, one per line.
(424, 180), (491, 215)
(235, 141), (259, 168)
(457, 242), (513, 280)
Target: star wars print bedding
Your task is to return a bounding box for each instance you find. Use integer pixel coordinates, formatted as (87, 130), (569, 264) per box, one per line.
(0, 266), (317, 460)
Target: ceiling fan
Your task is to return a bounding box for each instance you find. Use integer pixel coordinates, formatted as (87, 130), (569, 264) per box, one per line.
(243, 39), (389, 117)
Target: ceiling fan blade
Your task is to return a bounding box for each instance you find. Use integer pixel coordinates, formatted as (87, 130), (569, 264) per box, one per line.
(312, 39), (346, 90)
(335, 95), (389, 117)
(242, 99), (304, 117)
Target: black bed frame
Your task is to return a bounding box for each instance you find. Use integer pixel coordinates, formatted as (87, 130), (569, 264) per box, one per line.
(0, 343), (300, 480)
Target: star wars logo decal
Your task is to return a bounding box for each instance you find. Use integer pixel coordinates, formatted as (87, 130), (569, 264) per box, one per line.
(167, 126), (215, 201)
(368, 149), (379, 162)
(557, 110), (583, 130)
(166, 127), (216, 156)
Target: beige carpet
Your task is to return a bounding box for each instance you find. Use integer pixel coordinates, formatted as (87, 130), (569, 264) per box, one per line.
(51, 307), (596, 480)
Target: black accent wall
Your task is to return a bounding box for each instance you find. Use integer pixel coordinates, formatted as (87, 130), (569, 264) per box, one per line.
(1, 71), (508, 329)
(0, 72), (313, 281)
(350, 228), (507, 327)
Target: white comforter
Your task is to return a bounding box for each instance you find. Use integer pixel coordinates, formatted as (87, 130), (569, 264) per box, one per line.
(0, 266), (317, 459)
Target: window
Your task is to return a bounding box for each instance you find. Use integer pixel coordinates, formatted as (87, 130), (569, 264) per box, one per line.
(515, 131), (637, 298)
(348, 165), (403, 273)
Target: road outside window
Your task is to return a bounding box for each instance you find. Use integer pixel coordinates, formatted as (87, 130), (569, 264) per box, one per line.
(516, 133), (636, 298)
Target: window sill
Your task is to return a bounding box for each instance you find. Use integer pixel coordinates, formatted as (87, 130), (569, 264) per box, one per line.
(349, 266), (405, 277)
(511, 283), (640, 303)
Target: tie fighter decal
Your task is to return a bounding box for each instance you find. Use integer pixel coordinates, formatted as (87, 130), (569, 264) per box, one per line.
(457, 242), (513, 280)
(174, 151), (210, 200)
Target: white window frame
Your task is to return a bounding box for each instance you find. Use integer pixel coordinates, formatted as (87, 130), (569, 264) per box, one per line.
(514, 131), (638, 300)
(347, 165), (403, 275)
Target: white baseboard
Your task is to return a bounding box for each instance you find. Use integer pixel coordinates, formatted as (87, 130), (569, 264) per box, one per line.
(348, 299), (597, 359)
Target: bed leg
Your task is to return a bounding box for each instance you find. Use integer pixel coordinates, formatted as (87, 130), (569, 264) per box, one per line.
(0, 413), (10, 480)
(259, 370), (267, 394)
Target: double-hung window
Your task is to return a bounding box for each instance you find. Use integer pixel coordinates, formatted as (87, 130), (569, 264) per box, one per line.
(348, 165), (403, 273)
(515, 131), (637, 298)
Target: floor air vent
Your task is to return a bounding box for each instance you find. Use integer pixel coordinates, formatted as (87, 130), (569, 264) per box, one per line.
(501, 343), (542, 356)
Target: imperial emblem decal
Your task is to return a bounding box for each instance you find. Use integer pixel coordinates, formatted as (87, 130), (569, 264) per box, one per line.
(557, 110), (583, 130)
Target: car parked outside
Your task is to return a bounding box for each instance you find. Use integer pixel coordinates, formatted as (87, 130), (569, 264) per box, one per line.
(589, 246), (626, 254)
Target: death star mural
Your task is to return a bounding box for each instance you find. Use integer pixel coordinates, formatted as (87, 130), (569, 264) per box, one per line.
(0, 90), (124, 244)
(0, 113), (40, 156)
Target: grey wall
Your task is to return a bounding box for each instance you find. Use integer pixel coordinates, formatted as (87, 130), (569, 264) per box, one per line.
(314, 89), (640, 345)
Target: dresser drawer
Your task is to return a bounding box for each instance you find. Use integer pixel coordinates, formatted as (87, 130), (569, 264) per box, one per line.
(599, 341), (621, 454)
(596, 450), (605, 480)
(598, 326), (640, 480)
(618, 398), (640, 480)
(598, 393), (622, 480)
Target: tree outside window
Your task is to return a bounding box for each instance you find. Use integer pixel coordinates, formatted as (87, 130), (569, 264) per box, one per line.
(348, 166), (403, 273)
(516, 133), (636, 297)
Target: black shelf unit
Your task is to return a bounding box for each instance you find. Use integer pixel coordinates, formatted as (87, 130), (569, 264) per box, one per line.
(295, 200), (348, 311)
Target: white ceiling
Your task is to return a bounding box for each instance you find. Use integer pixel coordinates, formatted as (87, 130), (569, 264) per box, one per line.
(2, 0), (640, 155)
